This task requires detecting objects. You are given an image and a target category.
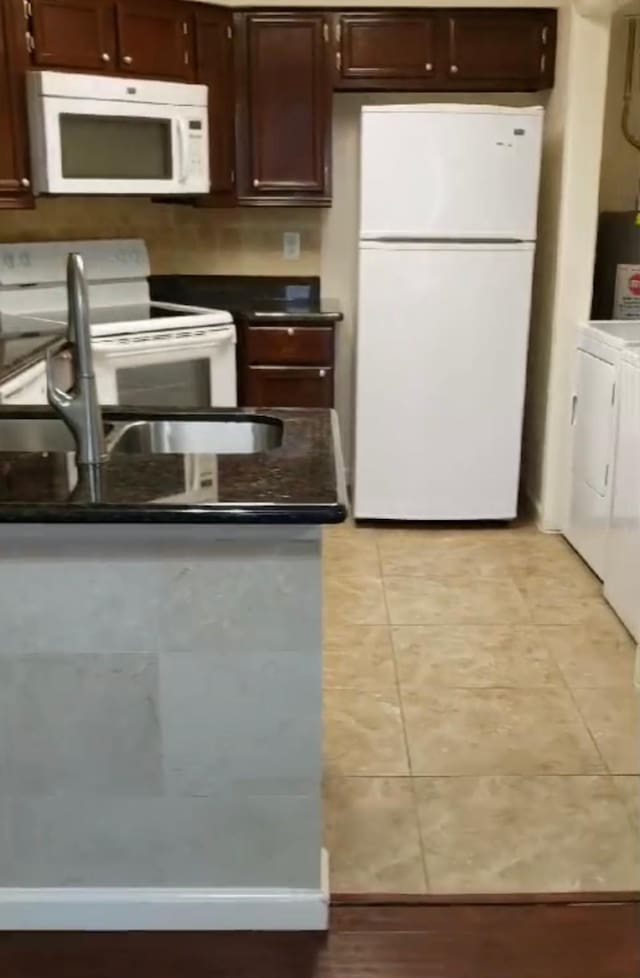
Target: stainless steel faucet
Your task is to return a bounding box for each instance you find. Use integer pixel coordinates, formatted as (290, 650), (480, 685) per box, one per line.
(47, 253), (106, 466)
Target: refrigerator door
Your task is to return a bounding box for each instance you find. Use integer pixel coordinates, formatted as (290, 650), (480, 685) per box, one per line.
(354, 241), (535, 520)
(359, 105), (543, 241)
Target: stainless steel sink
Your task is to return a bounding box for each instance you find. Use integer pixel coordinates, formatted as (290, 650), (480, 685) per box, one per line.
(108, 418), (283, 455)
(0, 417), (81, 453)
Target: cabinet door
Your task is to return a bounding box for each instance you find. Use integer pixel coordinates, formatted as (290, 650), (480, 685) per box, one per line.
(0, 0), (33, 207)
(195, 6), (235, 202)
(236, 12), (331, 202)
(30, 0), (115, 71)
(445, 11), (555, 90)
(335, 12), (438, 88)
(566, 349), (617, 578)
(115, 1), (192, 80)
(244, 367), (333, 408)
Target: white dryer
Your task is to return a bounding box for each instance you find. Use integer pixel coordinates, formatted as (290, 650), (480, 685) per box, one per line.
(604, 345), (640, 641)
(566, 321), (640, 577)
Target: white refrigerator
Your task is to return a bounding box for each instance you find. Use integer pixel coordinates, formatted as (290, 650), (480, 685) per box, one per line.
(353, 104), (544, 521)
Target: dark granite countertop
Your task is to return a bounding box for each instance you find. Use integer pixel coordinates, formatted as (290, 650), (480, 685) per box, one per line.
(150, 274), (343, 324)
(0, 406), (348, 525)
(0, 331), (65, 385)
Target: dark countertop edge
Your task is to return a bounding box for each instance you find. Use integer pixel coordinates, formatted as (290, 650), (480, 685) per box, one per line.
(0, 336), (66, 386)
(0, 501), (349, 526)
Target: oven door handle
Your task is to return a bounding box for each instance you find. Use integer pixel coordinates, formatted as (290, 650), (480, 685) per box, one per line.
(176, 119), (189, 184)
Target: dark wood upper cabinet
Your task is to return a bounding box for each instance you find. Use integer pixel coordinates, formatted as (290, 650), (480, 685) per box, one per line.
(195, 4), (235, 203)
(445, 11), (555, 89)
(235, 12), (331, 204)
(29, 0), (116, 71)
(334, 12), (438, 88)
(115, 1), (193, 80)
(0, 0), (33, 207)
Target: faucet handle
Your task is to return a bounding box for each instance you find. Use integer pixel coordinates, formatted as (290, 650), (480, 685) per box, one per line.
(46, 348), (72, 413)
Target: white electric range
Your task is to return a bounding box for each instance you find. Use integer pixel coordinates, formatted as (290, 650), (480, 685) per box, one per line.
(0, 238), (237, 407)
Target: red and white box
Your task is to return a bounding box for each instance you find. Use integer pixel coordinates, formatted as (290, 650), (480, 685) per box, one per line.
(613, 264), (640, 319)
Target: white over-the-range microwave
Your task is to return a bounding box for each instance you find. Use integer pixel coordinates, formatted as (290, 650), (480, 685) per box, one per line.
(26, 70), (210, 196)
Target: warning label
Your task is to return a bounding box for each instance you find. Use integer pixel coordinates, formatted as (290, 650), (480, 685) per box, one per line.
(613, 264), (640, 318)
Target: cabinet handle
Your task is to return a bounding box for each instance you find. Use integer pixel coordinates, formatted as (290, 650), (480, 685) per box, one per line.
(319, 369), (326, 378)
(123, 54), (133, 65)
(336, 51), (341, 71)
(287, 327), (295, 336)
(450, 64), (459, 74)
(425, 62), (433, 71)
(101, 52), (110, 62)
(20, 177), (30, 188)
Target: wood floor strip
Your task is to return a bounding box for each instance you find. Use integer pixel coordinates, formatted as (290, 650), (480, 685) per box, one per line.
(0, 897), (637, 978)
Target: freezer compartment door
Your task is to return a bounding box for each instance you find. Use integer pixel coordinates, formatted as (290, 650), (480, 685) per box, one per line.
(354, 242), (535, 521)
(359, 105), (543, 241)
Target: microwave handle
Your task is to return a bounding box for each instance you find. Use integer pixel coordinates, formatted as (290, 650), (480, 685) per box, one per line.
(176, 119), (188, 184)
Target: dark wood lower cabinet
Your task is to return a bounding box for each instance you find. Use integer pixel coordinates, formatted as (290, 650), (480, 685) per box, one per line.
(240, 319), (336, 408)
(245, 366), (334, 408)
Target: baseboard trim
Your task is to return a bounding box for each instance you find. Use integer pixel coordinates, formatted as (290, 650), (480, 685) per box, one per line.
(0, 853), (330, 930)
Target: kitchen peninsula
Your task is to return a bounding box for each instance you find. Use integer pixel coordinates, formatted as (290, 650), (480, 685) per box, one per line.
(0, 405), (346, 931)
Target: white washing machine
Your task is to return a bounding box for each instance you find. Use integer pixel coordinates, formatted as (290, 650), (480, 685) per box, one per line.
(566, 321), (640, 577)
(604, 345), (640, 642)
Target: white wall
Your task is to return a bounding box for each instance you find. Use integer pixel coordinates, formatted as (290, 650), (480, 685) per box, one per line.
(526, 6), (612, 529)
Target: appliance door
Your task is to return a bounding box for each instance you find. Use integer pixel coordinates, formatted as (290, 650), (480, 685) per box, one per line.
(604, 357), (640, 639)
(33, 96), (208, 195)
(359, 107), (543, 241)
(94, 330), (237, 408)
(354, 241), (535, 520)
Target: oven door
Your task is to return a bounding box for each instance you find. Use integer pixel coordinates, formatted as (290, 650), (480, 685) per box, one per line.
(93, 330), (237, 409)
(32, 96), (208, 196)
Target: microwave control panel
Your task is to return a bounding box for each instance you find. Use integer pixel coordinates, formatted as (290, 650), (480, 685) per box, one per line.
(188, 119), (205, 178)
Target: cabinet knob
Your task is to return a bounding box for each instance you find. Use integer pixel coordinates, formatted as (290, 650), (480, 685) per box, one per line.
(101, 52), (110, 62)
(252, 178), (259, 188)
(123, 55), (133, 65)
(319, 369), (326, 379)
(287, 327), (294, 336)
(425, 62), (433, 71)
(450, 64), (459, 74)
(20, 177), (30, 188)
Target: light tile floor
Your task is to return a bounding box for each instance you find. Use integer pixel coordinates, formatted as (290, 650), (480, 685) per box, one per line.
(322, 518), (640, 895)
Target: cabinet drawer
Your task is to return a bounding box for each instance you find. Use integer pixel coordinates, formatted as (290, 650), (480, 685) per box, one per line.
(245, 366), (333, 407)
(245, 325), (333, 366)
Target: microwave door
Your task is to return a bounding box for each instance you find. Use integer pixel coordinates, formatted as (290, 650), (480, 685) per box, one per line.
(33, 97), (208, 195)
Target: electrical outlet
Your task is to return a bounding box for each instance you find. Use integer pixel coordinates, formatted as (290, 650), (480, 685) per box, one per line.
(283, 231), (301, 260)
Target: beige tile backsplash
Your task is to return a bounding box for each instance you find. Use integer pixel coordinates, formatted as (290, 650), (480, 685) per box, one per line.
(0, 198), (323, 276)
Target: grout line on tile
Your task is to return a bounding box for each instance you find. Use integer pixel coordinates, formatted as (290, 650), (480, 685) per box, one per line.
(548, 638), (613, 775)
(384, 573), (430, 892)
